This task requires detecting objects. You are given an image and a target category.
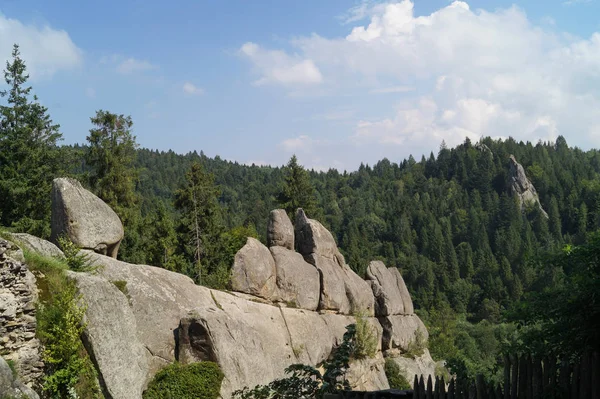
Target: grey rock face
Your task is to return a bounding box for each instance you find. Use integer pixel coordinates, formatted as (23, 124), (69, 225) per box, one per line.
(0, 356), (40, 399)
(379, 315), (428, 352)
(8, 233), (64, 259)
(347, 353), (389, 391)
(366, 261), (404, 316)
(69, 271), (148, 399)
(296, 209), (374, 315)
(270, 246), (319, 310)
(388, 349), (438, 388)
(267, 209), (294, 250)
(390, 268), (414, 315)
(51, 177), (124, 258)
(508, 155), (548, 218)
(230, 237), (277, 300)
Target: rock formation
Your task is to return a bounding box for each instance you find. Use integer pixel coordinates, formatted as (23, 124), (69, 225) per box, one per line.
(51, 177), (124, 258)
(508, 155), (548, 218)
(0, 356), (39, 399)
(0, 239), (43, 391)
(267, 209), (294, 250)
(4, 199), (436, 398)
(230, 237), (277, 300)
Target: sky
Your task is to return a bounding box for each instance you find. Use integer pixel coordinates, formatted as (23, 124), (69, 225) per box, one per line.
(1, 0), (600, 171)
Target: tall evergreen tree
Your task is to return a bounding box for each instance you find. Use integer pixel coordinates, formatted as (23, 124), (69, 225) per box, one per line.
(0, 44), (63, 237)
(277, 155), (318, 218)
(174, 162), (224, 284)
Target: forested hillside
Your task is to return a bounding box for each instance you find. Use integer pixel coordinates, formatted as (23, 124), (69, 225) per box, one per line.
(2, 44), (598, 383)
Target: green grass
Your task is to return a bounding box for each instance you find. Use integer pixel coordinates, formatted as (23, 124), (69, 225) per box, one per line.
(143, 362), (223, 399)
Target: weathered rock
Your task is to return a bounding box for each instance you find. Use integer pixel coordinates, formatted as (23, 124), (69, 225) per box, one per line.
(379, 315), (428, 352)
(366, 261), (404, 316)
(508, 155), (548, 218)
(69, 271), (148, 399)
(267, 209), (294, 250)
(270, 247), (319, 310)
(0, 356), (40, 399)
(296, 209), (374, 315)
(74, 252), (393, 398)
(8, 233), (64, 259)
(230, 237), (277, 300)
(347, 353), (389, 391)
(388, 349), (438, 389)
(390, 268), (414, 315)
(51, 177), (124, 258)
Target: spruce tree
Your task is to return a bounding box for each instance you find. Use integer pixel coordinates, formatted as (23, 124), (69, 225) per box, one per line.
(0, 44), (63, 237)
(277, 155), (318, 218)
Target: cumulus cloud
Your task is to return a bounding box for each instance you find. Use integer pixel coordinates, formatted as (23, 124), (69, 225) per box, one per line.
(242, 0), (600, 167)
(280, 135), (318, 152)
(116, 57), (157, 74)
(239, 42), (323, 86)
(182, 82), (203, 95)
(0, 13), (82, 79)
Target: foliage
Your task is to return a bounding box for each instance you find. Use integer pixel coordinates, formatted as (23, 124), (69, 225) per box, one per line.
(5, 359), (17, 379)
(111, 280), (128, 295)
(0, 44), (64, 238)
(277, 155), (318, 219)
(508, 232), (600, 356)
(174, 162), (225, 285)
(232, 324), (357, 399)
(404, 329), (427, 359)
(57, 236), (96, 272)
(24, 251), (102, 398)
(142, 362), (223, 399)
(353, 311), (377, 359)
(384, 358), (411, 390)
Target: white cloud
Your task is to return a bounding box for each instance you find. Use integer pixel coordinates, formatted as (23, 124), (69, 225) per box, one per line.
(0, 13), (82, 79)
(280, 135), (317, 152)
(116, 57), (157, 74)
(182, 82), (203, 95)
(242, 0), (600, 167)
(370, 86), (414, 94)
(239, 42), (323, 86)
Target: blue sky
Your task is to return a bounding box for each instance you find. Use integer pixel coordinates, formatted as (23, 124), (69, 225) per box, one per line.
(1, 0), (600, 171)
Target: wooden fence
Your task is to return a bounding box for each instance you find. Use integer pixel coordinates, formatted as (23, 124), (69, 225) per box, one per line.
(413, 351), (600, 399)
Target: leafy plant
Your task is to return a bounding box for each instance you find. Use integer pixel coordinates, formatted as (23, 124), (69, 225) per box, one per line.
(233, 324), (358, 399)
(57, 235), (96, 272)
(384, 358), (411, 390)
(404, 329), (426, 358)
(353, 311), (377, 359)
(142, 362), (223, 399)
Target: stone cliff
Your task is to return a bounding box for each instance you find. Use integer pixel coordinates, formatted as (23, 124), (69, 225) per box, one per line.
(1, 178), (439, 398)
(508, 155), (548, 218)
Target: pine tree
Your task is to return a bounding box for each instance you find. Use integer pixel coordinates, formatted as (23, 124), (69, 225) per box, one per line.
(175, 162), (224, 284)
(277, 155), (318, 218)
(0, 44), (64, 237)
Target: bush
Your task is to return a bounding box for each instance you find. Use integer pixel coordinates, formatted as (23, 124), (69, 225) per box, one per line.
(384, 358), (411, 390)
(57, 235), (96, 272)
(404, 329), (426, 358)
(143, 362), (223, 399)
(23, 250), (102, 398)
(354, 311), (377, 359)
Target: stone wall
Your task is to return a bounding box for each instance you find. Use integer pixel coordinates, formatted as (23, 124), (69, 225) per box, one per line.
(0, 239), (43, 389)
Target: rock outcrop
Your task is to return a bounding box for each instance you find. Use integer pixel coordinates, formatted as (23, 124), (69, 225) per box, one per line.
(8, 233), (65, 259)
(270, 246), (319, 310)
(230, 237), (277, 299)
(267, 209), (294, 250)
(388, 349), (439, 388)
(379, 315), (428, 352)
(295, 209), (375, 315)
(51, 177), (124, 258)
(0, 356), (40, 399)
(508, 155), (548, 218)
(0, 239), (43, 390)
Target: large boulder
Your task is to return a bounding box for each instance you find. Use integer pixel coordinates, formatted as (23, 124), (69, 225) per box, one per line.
(379, 315), (428, 352)
(51, 178), (124, 258)
(295, 209), (374, 315)
(390, 268), (414, 315)
(230, 237), (277, 300)
(267, 209), (294, 250)
(0, 356), (39, 399)
(366, 261), (404, 316)
(270, 246), (319, 311)
(388, 349), (438, 388)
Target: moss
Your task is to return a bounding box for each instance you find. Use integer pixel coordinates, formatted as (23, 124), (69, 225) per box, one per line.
(384, 358), (411, 390)
(111, 280), (128, 295)
(143, 362), (224, 399)
(210, 291), (223, 311)
(5, 359), (17, 379)
(292, 344), (305, 358)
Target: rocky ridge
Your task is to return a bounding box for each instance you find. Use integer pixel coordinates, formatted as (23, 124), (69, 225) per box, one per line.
(508, 155), (548, 218)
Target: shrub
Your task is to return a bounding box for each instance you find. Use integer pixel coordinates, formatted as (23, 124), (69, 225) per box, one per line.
(353, 311), (377, 359)
(23, 250), (101, 398)
(384, 358), (411, 390)
(404, 329), (426, 358)
(143, 362), (224, 399)
(57, 235), (96, 272)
